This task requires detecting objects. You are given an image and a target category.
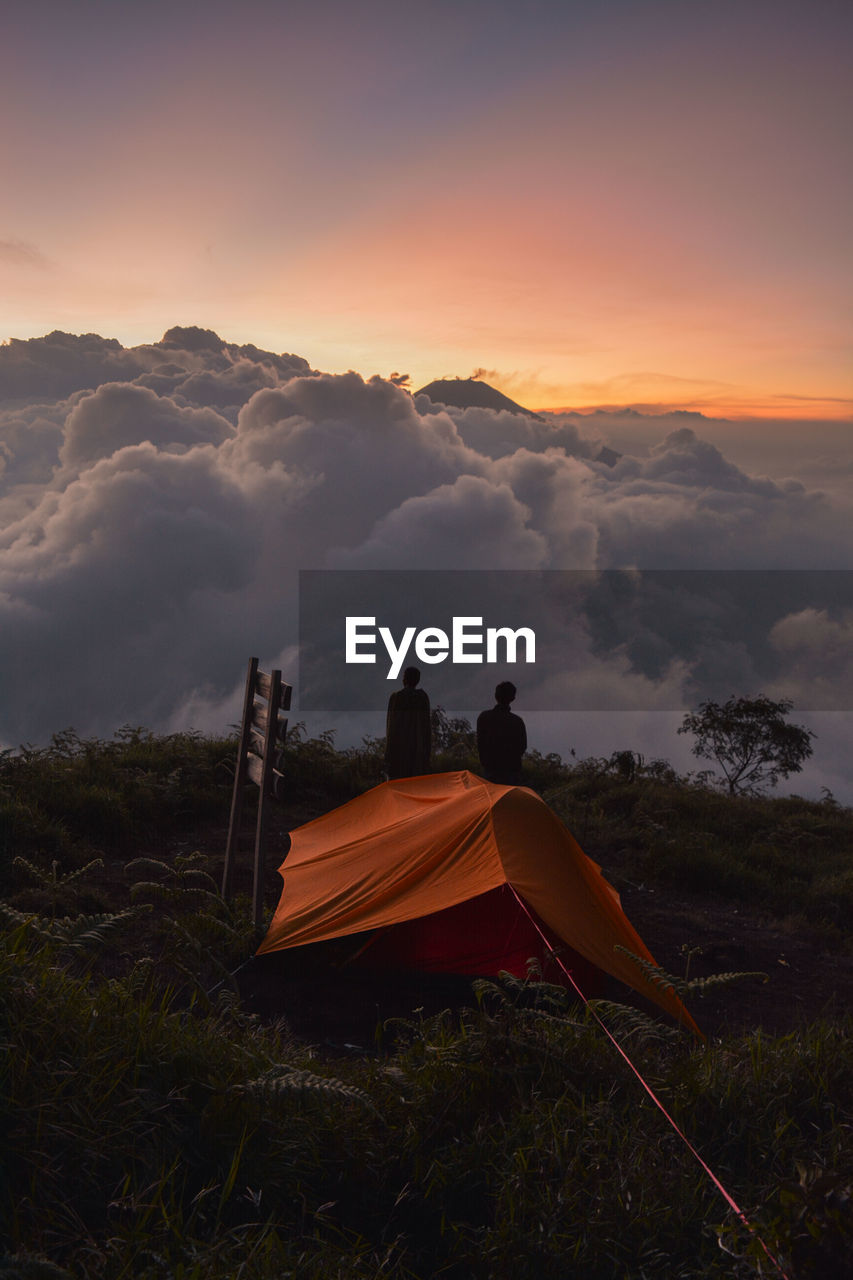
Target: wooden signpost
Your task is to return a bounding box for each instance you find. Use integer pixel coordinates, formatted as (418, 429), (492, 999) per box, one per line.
(221, 657), (292, 925)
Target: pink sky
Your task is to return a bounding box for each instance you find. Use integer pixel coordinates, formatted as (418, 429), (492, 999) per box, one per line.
(1, 0), (850, 417)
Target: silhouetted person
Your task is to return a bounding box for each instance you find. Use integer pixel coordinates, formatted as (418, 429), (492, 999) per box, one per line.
(477, 681), (527, 785)
(385, 665), (431, 779)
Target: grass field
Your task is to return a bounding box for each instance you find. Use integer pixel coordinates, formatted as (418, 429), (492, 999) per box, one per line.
(2, 726), (852, 1278)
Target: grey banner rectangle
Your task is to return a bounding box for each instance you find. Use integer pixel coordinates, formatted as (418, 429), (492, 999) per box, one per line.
(297, 570), (853, 712)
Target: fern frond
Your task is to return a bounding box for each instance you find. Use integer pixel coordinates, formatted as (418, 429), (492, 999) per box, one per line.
(125, 856), (172, 876)
(234, 1069), (379, 1115)
(129, 878), (223, 909)
(11, 855), (52, 884)
(49, 907), (148, 950)
(127, 852), (222, 903)
(526, 978), (572, 1009)
(129, 881), (182, 903)
(173, 849), (209, 865)
(512, 1005), (584, 1031)
(586, 999), (682, 1045)
(178, 869), (222, 892)
(179, 914), (234, 943)
(215, 987), (242, 1019)
(495, 970), (530, 995)
(613, 946), (685, 996)
(472, 977), (510, 1004)
(0, 902), (147, 950)
(62, 857), (105, 883)
(113, 957), (156, 994)
(0, 902), (40, 930)
(614, 945), (769, 998)
(12, 856), (104, 888)
(473, 971), (571, 1014)
(0, 1249), (76, 1279)
(683, 969), (768, 994)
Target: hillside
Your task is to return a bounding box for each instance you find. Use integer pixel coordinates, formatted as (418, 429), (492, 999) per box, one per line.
(3, 726), (853, 1278)
(2, 725), (851, 1040)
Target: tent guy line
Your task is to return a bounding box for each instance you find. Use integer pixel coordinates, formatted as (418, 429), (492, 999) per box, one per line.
(510, 885), (792, 1280)
(252, 767), (789, 1276)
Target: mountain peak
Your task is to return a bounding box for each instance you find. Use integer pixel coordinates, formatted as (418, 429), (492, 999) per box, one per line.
(415, 377), (543, 421)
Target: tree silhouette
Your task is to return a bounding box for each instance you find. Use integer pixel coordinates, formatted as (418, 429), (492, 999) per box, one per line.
(678, 696), (815, 795)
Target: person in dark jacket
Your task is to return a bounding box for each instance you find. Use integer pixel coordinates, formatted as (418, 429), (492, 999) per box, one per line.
(476, 681), (527, 785)
(385, 666), (431, 779)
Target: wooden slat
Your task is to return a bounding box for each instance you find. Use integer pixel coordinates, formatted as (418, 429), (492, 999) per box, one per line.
(256, 670), (291, 711)
(251, 701), (288, 740)
(246, 751), (265, 789)
(245, 750), (286, 794)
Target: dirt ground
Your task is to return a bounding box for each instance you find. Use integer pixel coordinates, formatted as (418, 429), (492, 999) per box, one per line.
(618, 878), (853, 1039)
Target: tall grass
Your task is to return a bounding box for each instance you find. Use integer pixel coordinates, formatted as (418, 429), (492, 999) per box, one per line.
(539, 760), (853, 946)
(1, 725), (852, 1276)
(0, 727), (236, 891)
(3, 921), (852, 1278)
(5, 722), (848, 936)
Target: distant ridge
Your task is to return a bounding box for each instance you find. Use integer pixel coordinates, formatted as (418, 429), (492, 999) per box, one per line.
(415, 377), (544, 421)
(415, 377), (621, 466)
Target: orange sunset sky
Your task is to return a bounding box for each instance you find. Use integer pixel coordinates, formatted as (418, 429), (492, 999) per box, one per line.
(2, 0), (851, 419)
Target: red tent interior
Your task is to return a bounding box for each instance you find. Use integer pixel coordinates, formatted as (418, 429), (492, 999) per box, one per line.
(350, 883), (604, 996)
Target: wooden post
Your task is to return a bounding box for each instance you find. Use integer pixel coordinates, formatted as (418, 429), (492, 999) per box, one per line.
(222, 658), (293, 928)
(252, 668), (280, 926)
(221, 657), (258, 899)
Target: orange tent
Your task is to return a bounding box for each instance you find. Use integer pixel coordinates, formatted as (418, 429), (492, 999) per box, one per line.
(258, 770), (699, 1034)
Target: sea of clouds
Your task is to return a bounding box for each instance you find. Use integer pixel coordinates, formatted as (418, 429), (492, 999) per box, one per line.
(1, 326), (850, 798)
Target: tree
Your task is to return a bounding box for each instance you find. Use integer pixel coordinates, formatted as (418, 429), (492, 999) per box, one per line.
(430, 705), (476, 762)
(677, 696), (815, 796)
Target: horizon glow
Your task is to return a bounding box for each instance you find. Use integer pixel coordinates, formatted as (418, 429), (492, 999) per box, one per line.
(1, 0), (850, 420)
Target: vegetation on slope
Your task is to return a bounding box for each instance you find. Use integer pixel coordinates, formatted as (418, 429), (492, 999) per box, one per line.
(1, 723), (852, 1278)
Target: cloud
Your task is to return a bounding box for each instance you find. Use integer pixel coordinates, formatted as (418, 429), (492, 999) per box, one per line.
(0, 238), (52, 270)
(59, 382), (234, 468)
(0, 331), (148, 401)
(584, 428), (848, 569)
(0, 327), (850, 802)
(0, 327), (315, 406)
(0, 404), (66, 489)
(434, 402), (602, 463)
(766, 608), (853, 709)
(0, 440), (257, 737)
(489, 448), (599, 567)
(226, 372), (485, 557)
(330, 474), (549, 569)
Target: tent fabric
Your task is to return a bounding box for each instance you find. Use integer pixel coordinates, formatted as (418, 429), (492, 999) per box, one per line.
(352, 884), (606, 996)
(257, 770), (698, 1033)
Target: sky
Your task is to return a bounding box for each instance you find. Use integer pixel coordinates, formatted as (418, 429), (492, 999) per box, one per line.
(2, 0), (851, 417)
(0, 0), (851, 801)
